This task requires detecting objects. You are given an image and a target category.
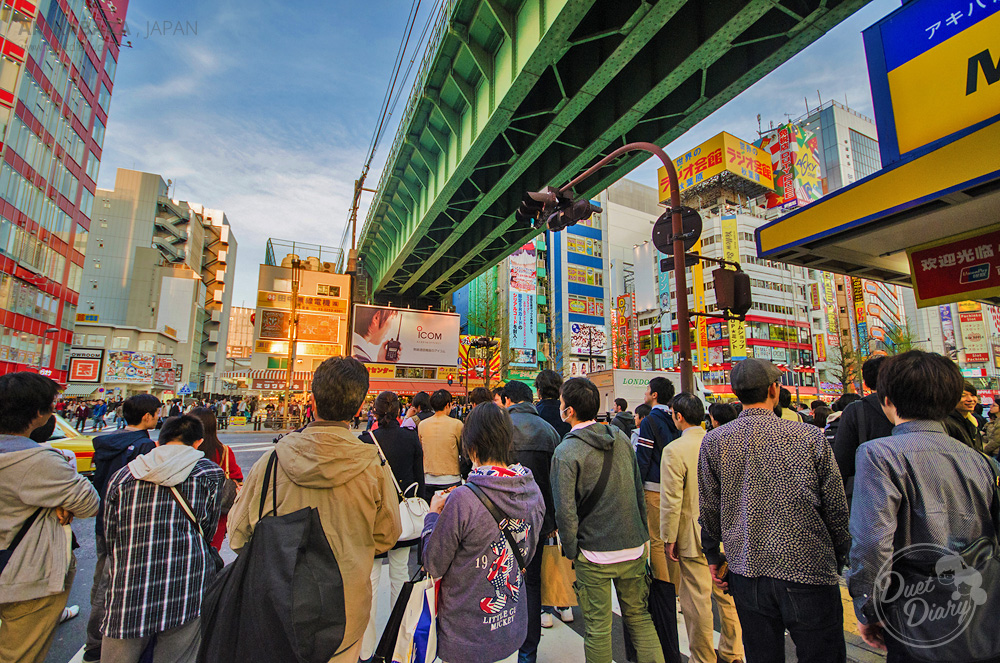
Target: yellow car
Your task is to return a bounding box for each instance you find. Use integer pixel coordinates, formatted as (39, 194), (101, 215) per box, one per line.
(48, 413), (96, 475)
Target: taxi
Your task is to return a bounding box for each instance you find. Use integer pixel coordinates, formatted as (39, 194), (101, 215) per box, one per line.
(48, 413), (96, 475)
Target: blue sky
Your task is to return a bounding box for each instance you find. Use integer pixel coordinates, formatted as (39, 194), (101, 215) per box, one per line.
(97, 0), (901, 307)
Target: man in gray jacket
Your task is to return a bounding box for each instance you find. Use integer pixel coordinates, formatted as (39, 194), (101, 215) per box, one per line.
(551, 378), (663, 663)
(0, 372), (100, 663)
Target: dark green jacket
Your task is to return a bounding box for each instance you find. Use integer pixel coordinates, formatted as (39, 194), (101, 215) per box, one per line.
(551, 423), (648, 560)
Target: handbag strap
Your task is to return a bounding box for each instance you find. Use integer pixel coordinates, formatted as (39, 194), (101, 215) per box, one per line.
(465, 482), (527, 572)
(4, 508), (43, 554)
(368, 429), (405, 499)
(221, 445), (231, 479)
(258, 450), (279, 520)
(169, 486), (204, 539)
(578, 443), (614, 522)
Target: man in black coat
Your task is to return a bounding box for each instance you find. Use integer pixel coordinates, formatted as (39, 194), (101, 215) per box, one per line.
(944, 382), (985, 451)
(502, 380), (559, 663)
(833, 356), (893, 501)
(534, 369), (571, 439)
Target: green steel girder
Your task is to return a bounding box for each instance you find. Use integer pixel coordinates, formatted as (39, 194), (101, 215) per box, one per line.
(358, 0), (874, 303)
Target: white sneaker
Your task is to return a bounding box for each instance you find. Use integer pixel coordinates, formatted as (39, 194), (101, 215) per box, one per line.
(540, 612), (553, 628)
(559, 607), (574, 623)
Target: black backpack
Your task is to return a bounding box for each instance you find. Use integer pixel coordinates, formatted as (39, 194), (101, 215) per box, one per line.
(198, 451), (348, 663)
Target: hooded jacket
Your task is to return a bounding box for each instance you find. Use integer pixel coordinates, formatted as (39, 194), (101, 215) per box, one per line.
(228, 420), (401, 658)
(636, 406), (680, 490)
(507, 402), (559, 535)
(0, 435), (99, 603)
(103, 444), (225, 638)
(422, 465), (545, 663)
(92, 429), (155, 537)
(551, 423), (649, 560)
(610, 411), (636, 436)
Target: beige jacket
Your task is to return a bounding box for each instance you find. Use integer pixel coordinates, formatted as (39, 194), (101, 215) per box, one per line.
(418, 413), (463, 477)
(659, 425), (705, 558)
(228, 420), (401, 658)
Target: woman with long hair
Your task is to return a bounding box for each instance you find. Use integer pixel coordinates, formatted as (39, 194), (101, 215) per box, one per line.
(358, 391), (424, 661)
(189, 407), (243, 550)
(421, 403), (545, 663)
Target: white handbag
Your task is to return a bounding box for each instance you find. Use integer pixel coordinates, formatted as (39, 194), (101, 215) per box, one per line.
(370, 429), (430, 542)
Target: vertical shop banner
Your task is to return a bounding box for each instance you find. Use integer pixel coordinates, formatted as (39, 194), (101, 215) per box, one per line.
(691, 240), (708, 370)
(940, 305), (958, 360)
(959, 310), (990, 363)
(720, 216), (747, 361)
(823, 272), (839, 347)
(631, 293), (640, 369)
(508, 242), (538, 367)
(154, 356), (176, 388)
(633, 243), (657, 313)
(614, 295), (633, 369)
(815, 334), (827, 363)
(851, 277), (869, 357)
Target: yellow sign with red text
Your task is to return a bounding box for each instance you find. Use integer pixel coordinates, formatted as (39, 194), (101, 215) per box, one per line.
(658, 132), (774, 201)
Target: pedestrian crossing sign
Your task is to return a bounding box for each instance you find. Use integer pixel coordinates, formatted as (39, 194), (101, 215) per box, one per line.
(178, 383), (193, 395)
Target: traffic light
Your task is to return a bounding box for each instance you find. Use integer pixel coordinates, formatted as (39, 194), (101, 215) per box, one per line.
(713, 267), (753, 317)
(447, 374), (453, 385)
(514, 188), (602, 232)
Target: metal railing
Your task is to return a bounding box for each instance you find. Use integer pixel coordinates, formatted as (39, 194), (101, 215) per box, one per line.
(357, 0), (460, 255)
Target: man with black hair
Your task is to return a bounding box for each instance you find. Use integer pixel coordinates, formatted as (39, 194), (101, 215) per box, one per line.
(944, 381), (985, 451)
(101, 414), (224, 663)
(418, 388), (464, 501)
(833, 355), (894, 501)
(609, 398), (635, 436)
(501, 380), (560, 663)
(847, 351), (996, 659)
(0, 373), (99, 663)
(699, 358), (849, 663)
(661, 393), (743, 663)
(534, 369), (570, 438)
(230, 357), (401, 663)
(778, 387), (802, 422)
(551, 378), (663, 663)
(636, 375), (679, 583)
(83, 393), (162, 661)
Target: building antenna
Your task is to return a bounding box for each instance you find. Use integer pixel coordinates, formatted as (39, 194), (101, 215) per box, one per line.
(804, 96), (809, 116)
(817, 90), (822, 108)
(757, 113), (762, 137)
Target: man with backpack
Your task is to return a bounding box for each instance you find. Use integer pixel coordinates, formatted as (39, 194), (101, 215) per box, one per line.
(552, 378), (664, 663)
(101, 414), (225, 663)
(228, 356), (401, 662)
(636, 376), (680, 583)
(82, 393), (161, 662)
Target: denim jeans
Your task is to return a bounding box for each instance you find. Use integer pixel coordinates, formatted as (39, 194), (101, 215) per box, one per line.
(517, 543), (544, 663)
(728, 573), (846, 663)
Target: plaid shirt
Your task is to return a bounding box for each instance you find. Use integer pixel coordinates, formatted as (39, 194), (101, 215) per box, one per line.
(102, 458), (225, 638)
(698, 407), (851, 585)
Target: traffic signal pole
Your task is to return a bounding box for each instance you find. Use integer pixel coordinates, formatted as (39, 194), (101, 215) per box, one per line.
(554, 142), (693, 394)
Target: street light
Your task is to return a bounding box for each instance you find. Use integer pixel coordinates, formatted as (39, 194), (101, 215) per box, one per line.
(37, 327), (59, 369)
(516, 142), (695, 393)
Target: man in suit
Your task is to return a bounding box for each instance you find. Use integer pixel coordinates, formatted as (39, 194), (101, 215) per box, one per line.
(660, 393), (743, 663)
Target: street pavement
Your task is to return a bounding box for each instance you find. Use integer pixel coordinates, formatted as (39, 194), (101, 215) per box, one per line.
(43, 429), (885, 663)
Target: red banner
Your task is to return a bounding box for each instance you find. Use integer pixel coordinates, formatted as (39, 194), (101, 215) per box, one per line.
(909, 229), (1000, 307)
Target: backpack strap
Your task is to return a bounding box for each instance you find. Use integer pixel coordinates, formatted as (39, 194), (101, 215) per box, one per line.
(169, 486), (204, 538)
(578, 442), (615, 522)
(221, 445), (231, 479)
(258, 451), (279, 520)
(2, 508), (43, 557)
(465, 482), (527, 572)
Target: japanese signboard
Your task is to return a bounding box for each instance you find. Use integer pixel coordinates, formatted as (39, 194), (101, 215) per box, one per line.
(815, 334), (827, 363)
(252, 378), (308, 391)
(940, 305), (959, 360)
(259, 310), (341, 344)
(255, 340), (344, 357)
(351, 305), (460, 366)
(570, 323), (607, 356)
(154, 356), (176, 388)
(908, 227), (1000, 307)
(106, 351), (155, 384)
(364, 363), (396, 379)
(823, 273), (840, 347)
(509, 242), (538, 368)
(720, 216), (747, 361)
(68, 349), (103, 383)
(657, 132), (774, 200)
(458, 336), (501, 385)
(959, 309), (990, 363)
(256, 290), (348, 315)
(613, 295), (633, 369)
(863, 0), (1000, 160)
(757, 123), (823, 210)
(852, 278), (870, 357)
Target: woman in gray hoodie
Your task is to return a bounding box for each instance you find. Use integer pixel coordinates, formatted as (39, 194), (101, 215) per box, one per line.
(422, 403), (545, 663)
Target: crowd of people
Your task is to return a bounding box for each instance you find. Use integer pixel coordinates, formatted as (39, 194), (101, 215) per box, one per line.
(1, 349), (998, 663)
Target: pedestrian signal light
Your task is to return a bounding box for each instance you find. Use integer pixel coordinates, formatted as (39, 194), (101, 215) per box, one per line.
(713, 267), (752, 317)
(514, 188), (602, 232)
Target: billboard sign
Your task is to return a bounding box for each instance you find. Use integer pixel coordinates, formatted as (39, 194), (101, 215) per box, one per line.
(907, 227), (1000, 308)
(720, 216), (747, 361)
(852, 277), (869, 357)
(106, 351), (155, 384)
(863, 0), (1000, 161)
(658, 132), (773, 199)
(823, 272), (840, 347)
(959, 310), (990, 363)
(68, 349), (103, 383)
(757, 124), (823, 210)
(940, 305), (959, 360)
(257, 290), (349, 315)
(351, 305), (460, 366)
(509, 242), (538, 367)
(154, 356), (176, 388)
(259, 309), (341, 343)
(570, 323), (607, 356)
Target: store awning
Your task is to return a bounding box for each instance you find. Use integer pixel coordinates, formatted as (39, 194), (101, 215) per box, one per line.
(755, 116), (1000, 303)
(248, 370), (313, 381)
(62, 384), (99, 397)
(368, 380), (465, 396)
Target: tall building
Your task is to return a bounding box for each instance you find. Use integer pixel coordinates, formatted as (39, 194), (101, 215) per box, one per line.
(80, 168), (237, 392)
(0, 0), (129, 382)
(227, 305), (254, 367)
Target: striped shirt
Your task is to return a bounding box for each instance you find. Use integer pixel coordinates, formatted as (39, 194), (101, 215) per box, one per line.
(102, 459), (225, 639)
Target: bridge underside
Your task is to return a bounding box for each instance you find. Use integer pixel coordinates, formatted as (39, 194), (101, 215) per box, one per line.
(358, 0), (872, 304)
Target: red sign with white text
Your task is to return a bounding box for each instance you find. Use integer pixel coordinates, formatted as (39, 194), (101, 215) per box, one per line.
(908, 228), (1000, 307)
